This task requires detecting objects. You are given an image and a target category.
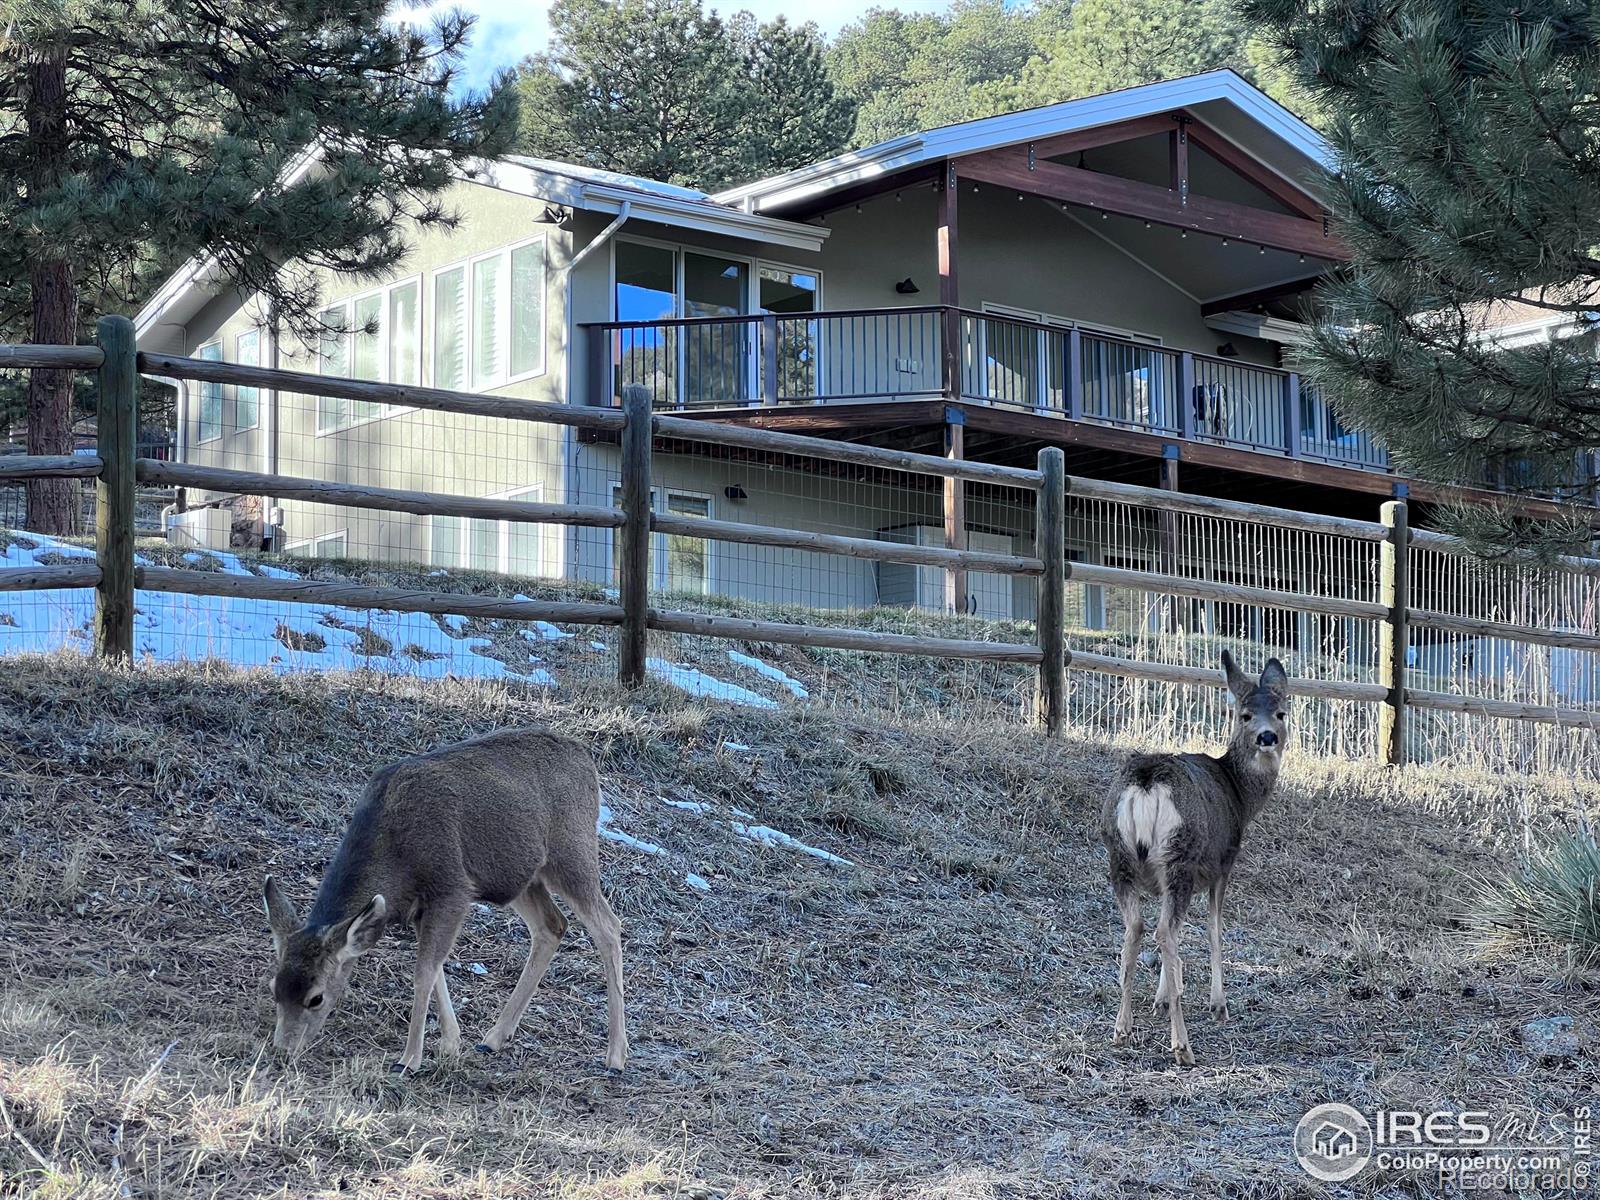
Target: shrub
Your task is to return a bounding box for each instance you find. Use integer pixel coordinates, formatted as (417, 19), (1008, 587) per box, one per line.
(1470, 834), (1600, 967)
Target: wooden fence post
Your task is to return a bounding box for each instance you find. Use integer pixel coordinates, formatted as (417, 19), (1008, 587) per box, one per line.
(1378, 496), (1410, 765)
(618, 383), (653, 686)
(94, 314), (137, 661)
(1037, 447), (1068, 734)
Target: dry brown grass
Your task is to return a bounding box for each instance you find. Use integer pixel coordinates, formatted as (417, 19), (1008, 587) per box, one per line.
(0, 653), (1595, 1199)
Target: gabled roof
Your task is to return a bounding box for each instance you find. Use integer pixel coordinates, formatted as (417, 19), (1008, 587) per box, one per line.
(715, 69), (1334, 215)
(135, 154), (827, 353)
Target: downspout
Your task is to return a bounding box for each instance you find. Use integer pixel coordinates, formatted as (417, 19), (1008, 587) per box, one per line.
(558, 200), (630, 583)
(265, 305), (281, 550)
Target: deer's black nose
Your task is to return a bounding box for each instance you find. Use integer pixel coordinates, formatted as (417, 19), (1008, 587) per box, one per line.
(1257, 730), (1279, 747)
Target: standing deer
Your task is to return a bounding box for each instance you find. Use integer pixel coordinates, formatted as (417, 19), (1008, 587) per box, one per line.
(1100, 651), (1289, 1066)
(262, 728), (628, 1073)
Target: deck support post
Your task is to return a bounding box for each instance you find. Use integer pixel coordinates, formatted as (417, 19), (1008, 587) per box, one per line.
(1378, 494), (1410, 765)
(943, 407), (967, 613)
(1037, 447), (1068, 733)
(938, 160), (961, 399)
(618, 383), (653, 686)
(94, 314), (137, 661)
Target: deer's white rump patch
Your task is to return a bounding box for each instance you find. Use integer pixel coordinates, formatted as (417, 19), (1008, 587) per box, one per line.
(1114, 782), (1183, 862)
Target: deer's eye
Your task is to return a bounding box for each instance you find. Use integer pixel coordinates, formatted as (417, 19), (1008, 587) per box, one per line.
(1239, 713), (1251, 722)
(306, 994), (324, 1010)
(1276, 711), (1287, 721)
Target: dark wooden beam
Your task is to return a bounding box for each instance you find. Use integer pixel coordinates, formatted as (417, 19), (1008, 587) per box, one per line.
(1004, 112), (1178, 162)
(1201, 275), (1325, 318)
(937, 161), (961, 399)
(958, 150), (1350, 261)
(1170, 119), (1189, 208)
(1183, 115), (1324, 220)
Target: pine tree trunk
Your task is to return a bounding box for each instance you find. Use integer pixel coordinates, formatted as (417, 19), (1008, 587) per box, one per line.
(24, 46), (80, 536)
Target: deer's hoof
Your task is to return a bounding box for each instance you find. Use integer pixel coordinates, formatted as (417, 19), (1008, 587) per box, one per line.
(1112, 1027), (1132, 1047)
(475, 1042), (496, 1055)
(1172, 1044), (1196, 1068)
(1209, 1000), (1230, 1024)
(1151, 996), (1169, 1015)
(389, 1062), (409, 1075)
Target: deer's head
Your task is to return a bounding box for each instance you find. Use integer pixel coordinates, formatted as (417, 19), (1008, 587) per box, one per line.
(1222, 650), (1290, 772)
(262, 877), (387, 1057)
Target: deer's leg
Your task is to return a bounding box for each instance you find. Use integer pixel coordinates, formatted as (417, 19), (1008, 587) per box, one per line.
(553, 872), (629, 1072)
(478, 881), (567, 1054)
(434, 971), (462, 1059)
(395, 898), (469, 1073)
(1157, 875), (1196, 1067)
(1208, 874), (1231, 1023)
(1112, 881), (1143, 1046)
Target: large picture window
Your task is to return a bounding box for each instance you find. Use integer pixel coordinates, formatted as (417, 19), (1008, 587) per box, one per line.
(315, 277), (421, 433)
(430, 236), (546, 393)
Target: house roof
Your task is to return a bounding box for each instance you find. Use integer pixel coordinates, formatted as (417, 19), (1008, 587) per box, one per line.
(714, 69), (1335, 215)
(134, 154), (827, 353)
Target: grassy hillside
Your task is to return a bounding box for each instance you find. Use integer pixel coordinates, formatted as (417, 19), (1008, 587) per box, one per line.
(0, 654), (1593, 1198)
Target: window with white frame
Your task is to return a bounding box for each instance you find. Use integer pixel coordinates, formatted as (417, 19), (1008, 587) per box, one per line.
(286, 530), (348, 559)
(315, 278), (421, 432)
(610, 484), (711, 594)
(430, 237), (546, 393)
(235, 329), (261, 431)
(197, 341), (223, 442)
(428, 485), (552, 577)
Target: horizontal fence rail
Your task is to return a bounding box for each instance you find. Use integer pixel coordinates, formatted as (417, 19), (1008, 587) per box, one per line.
(0, 345), (105, 370)
(136, 566), (627, 627)
(0, 563), (103, 592)
(140, 351), (627, 434)
(137, 460), (627, 529)
(0, 455), (105, 481)
(4, 318), (1600, 767)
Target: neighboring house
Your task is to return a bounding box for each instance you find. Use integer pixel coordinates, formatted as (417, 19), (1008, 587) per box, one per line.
(132, 70), (1593, 646)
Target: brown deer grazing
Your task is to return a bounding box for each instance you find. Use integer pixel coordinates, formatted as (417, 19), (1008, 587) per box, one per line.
(262, 728), (628, 1073)
(1100, 651), (1289, 1066)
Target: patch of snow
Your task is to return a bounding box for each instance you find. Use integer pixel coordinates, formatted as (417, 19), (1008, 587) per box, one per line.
(467, 962), (489, 976)
(590, 640), (609, 653)
(646, 658), (777, 709)
(727, 651), (808, 699)
(730, 821), (851, 866)
(684, 873), (711, 893)
(596, 801), (664, 856)
(0, 531), (540, 681)
(720, 741), (752, 753)
(661, 797), (713, 813)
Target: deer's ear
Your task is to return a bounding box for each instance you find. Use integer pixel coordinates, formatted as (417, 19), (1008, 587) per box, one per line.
(1220, 650), (1254, 702)
(1260, 658), (1289, 694)
(263, 876), (298, 958)
(336, 895), (388, 962)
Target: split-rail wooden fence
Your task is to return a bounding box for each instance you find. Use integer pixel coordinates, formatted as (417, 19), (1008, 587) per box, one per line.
(2, 316), (1598, 764)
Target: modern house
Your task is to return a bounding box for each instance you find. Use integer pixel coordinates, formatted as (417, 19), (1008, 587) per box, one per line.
(132, 70), (1586, 644)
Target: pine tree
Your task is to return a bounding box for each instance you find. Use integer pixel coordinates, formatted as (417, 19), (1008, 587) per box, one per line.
(1013, 0), (1250, 104)
(731, 16), (856, 181)
(0, 0), (516, 534)
(1241, 0), (1600, 550)
(517, 0), (854, 190)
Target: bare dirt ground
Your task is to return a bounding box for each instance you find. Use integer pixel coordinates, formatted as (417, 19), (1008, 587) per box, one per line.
(0, 652), (1594, 1199)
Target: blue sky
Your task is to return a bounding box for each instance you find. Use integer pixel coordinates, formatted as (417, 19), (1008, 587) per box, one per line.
(393, 0), (948, 93)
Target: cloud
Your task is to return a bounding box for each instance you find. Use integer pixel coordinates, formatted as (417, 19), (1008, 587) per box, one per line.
(391, 0), (555, 93)
(394, 0), (950, 94)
